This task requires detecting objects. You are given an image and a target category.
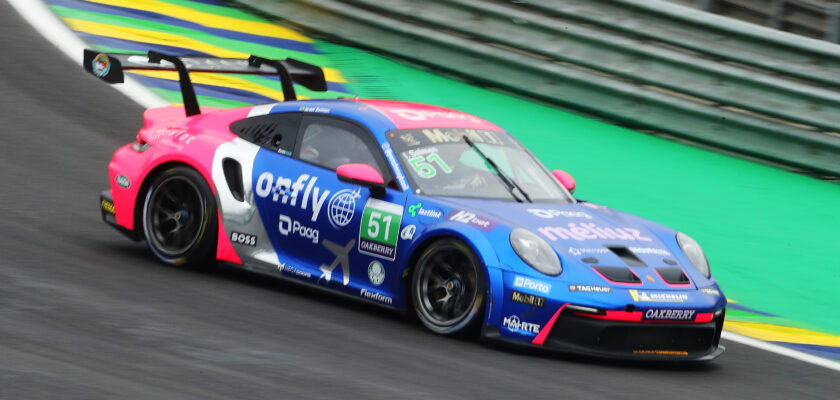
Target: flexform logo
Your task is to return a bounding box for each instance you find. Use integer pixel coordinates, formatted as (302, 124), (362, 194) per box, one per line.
(255, 173), (329, 222)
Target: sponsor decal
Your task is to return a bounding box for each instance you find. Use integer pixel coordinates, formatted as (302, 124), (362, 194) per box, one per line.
(382, 143), (409, 190)
(91, 53), (111, 77)
(100, 199), (115, 215)
(407, 202), (443, 218)
(700, 288), (721, 296)
(359, 199), (404, 260)
(447, 210), (498, 232)
(319, 239), (354, 286)
(629, 247), (671, 256)
(568, 284), (612, 293)
(399, 133), (420, 146)
(327, 188), (361, 229)
(230, 231), (257, 247)
(388, 109), (484, 123)
(278, 262), (312, 279)
(115, 175), (130, 189)
(360, 288), (393, 305)
(633, 350), (688, 356)
(510, 290), (545, 308)
(645, 274), (656, 283)
(568, 247), (609, 256)
(399, 224), (416, 240)
(629, 290), (688, 303)
(255, 173), (330, 223)
(368, 260), (385, 286)
(144, 127), (196, 149)
(538, 223), (652, 242)
(298, 106), (330, 113)
(527, 209), (592, 219)
(278, 214), (319, 244)
(421, 128), (503, 145)
(502, 315), (541, 334)
(513, 276), (551, 294)
(643, 308), (697, 321)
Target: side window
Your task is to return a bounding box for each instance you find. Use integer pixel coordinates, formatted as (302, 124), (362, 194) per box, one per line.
(297, 116), (384, 173)
(229, 113), (301, 155)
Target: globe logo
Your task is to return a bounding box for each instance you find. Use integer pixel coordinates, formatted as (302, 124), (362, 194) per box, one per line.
(328, 188), (361, 228)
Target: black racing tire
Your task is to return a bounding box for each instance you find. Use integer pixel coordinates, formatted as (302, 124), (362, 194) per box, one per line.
(141, 166), (217, 269)
(411, 239), (486, 336)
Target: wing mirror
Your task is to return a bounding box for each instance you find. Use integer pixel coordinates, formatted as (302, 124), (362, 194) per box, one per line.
(337, 163), (386, 198)
(552, 169), (576, 194)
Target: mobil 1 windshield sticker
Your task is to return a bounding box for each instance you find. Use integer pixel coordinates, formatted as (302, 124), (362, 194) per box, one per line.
(358, 198), (404, 260)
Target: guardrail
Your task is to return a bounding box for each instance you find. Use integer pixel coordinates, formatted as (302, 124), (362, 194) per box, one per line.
(233, 0), (840, 175)
(697, 0), (840, 43)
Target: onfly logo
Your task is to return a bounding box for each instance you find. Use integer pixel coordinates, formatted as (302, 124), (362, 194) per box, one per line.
(278, 214), (319, 244)
(255, 173), (329, 222)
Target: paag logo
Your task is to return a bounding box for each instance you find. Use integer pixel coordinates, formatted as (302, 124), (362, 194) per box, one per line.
(278, 214), (319, 244)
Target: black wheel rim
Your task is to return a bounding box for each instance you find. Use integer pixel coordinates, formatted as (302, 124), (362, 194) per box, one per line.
(417, 245), (478, 327)
(146, 176), (205, 257)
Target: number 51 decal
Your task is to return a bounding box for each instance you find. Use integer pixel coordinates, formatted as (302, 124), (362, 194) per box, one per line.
(408, 153), (452, 179)
(359, 198), (404, 260)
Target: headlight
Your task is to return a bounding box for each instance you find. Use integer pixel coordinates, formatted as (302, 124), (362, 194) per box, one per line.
(510, 228), (562, 276)
(677, 232), (710, 278)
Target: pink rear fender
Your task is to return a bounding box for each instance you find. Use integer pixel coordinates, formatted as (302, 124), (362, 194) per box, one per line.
(109, 105), (256, 264)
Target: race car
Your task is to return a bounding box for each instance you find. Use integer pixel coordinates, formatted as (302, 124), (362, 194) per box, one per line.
(87, 50), (726, 361)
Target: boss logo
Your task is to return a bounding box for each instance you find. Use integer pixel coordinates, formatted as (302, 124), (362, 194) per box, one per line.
(230, 231), (257, 247)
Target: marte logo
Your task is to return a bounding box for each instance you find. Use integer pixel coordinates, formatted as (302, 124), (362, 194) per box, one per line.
(502, 315), (540, 334)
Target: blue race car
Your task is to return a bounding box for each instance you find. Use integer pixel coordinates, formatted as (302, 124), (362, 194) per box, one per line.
(89, 50), (726, 361)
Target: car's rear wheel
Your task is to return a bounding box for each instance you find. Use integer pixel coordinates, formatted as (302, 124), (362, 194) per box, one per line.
(142, 166), (217, 268)
(411, 239), (486, 336)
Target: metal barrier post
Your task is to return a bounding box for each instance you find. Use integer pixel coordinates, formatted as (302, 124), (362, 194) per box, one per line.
(827, 3), (840, 43)
(696, 0), (718, 12)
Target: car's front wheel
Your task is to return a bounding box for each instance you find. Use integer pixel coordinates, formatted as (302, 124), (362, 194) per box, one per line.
(411, 239), (486, 336)
(142, 166), (217, 268)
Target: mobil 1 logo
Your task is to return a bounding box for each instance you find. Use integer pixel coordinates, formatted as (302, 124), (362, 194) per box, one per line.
(359, 198), (404, 260)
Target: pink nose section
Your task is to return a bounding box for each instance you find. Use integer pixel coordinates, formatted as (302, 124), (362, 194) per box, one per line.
(337, 163), (384, 185)
(552, 169), (576, 193)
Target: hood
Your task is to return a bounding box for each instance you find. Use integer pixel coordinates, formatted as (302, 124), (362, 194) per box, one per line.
(437, 198), (695, 290)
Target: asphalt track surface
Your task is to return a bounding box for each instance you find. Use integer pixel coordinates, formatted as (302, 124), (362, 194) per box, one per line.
(0, 3), (836, 399)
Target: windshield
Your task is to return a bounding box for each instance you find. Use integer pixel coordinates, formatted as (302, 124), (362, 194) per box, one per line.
(387, 128), (574, 203)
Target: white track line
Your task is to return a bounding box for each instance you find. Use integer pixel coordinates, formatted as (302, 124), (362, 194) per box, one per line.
(6, 0), (167, 108)
(722, 331), (840, 372)
(9, 0), (840, 373)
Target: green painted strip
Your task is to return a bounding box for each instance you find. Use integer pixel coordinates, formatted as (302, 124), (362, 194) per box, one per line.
(50, 6), (325, 63)
(156, 0), (268, 22)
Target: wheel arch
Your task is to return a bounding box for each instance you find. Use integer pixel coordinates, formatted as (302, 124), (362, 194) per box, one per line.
(132, 160), (209, 241)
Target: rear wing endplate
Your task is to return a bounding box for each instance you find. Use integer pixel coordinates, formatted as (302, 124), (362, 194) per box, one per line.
(83, 49), (328, 116)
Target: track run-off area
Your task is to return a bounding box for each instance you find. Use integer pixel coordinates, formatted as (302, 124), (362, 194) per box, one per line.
(1, 0), (838, 398)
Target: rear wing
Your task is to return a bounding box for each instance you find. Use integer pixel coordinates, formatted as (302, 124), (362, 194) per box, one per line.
(83, 49), (328, 116)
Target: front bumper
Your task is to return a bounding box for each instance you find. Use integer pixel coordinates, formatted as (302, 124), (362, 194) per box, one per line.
(486, 307), (726, 361)
(100, 190), (140, 241)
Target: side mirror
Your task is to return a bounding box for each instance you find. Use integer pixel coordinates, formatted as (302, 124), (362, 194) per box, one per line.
(337, 163), (386, 198)
(552, 169), (576, 194)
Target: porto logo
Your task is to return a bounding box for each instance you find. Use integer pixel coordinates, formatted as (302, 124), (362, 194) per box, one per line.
(92, 53), (111, 78)
(328, 188), (361, 229)
(368, 261), (385, 286)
